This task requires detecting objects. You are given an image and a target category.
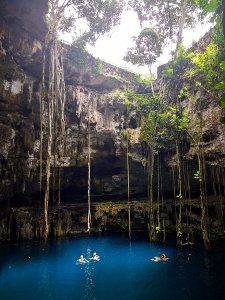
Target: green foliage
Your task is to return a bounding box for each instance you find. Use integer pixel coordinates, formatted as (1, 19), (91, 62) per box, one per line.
(176, 193), (183, 199)
(112, 89), (138, 107)
(134, 73), (154, 85)
(186, 42), (219, 85)
(194, 170), (202, 181)
(219, 93), (225, 108)
(139, 95), (165, 148)
(193, 0), (220, 15)
(220, 116), (225, 124)
(175, 44), (187, 61)
(163, 67), (174, 78)
(215, 60), (225, 125)
(124, 28), (162, 68)
(136, 94), (161, 116)
(195, 81), (202, 88)
(129, 0), (203, 45)
(215, 81), (225, 90)
(108, 74), (130, 84)
(160, 106), (190, 133)
(114, 88), (161, 115)
(155, 226), (161, 234)
(177, 231), (182, 238)
(48, 0), (52, 9)
(139, 97), (189, 150)
(220, 61), (225, 71)
(122, 128), (138, 146)
(121, 128), (129, 139)
(178, 86), (189, 99)
(112, 89), (128, 103)
(140, 114), (158, 145)
(69, 44), (89, 70)
(93, 58), (103, 75)
(139, 100), (190, 154)
(186, 25), (225, 88)
(163, 44), (189, 78)
(48, 0), (125, 45)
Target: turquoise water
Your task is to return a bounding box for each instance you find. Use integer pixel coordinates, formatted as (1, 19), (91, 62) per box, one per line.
(0, 234), (225, 300)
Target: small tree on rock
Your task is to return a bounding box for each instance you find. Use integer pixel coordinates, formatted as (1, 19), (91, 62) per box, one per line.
(124, 28), (162, 94)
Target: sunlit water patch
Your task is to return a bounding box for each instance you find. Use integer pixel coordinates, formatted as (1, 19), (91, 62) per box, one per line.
(1, 234), (225, 300)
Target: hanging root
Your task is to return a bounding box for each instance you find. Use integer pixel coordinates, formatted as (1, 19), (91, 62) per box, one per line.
(41, 35), (66, 240)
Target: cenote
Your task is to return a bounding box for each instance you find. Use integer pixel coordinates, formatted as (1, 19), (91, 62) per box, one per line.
(1, 234), (225, 300)
(1, 1), (225, 300)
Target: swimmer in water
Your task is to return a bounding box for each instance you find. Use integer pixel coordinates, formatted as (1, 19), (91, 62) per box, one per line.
(90, 252), (100, 261)
(77, 255), (89, 264)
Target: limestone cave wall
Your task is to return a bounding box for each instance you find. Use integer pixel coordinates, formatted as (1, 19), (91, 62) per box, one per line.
(0, 0), (147, 208)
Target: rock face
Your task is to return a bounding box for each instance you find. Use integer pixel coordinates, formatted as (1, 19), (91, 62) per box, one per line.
(0, 0), (225, 243)
(0, 202), (149, 242)
(0, 0), (146, 207)
(0, 0), (47, 200)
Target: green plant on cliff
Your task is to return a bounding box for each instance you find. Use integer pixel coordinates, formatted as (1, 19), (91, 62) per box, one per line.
(160, 103), (190, 245)
(216, 61), (225, 124)
(163, 44), (189, 78)
(155, 4), (199, 244)
(186, 28), (225, 125)
(122, 90), (172, 242)
(151, 0), (223, 245)
(187, 113), (210, 248)
(134, 73), (153, 86)
(93, 58), (103, 75)
(140, 113), (157, 241)
(69, 43), (89, 70)
(193, 0), (225, 125)
(139, 95), (168, 241)
(121, 84), (192, 244)
(41, 0), (125, 239)
(162, 43), (214, 246)
(186, 41), (221, 86)
(119, 90), (160, 240)
(139, 95), (190, 244)
(194, 0), (225, 241)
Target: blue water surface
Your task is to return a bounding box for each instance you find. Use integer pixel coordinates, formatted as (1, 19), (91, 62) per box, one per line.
(0, 234), (225, 300)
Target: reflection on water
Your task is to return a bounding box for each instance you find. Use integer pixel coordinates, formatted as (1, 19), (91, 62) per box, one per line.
(127, 241), (135, 299)
(82, 247), (95, 300)
(1, 235), (225, 300)
(40, 262), (52, 300)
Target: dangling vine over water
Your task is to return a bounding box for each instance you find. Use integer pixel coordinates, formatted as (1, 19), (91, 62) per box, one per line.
(212, 166), (225, 234)
(40, 0), (124, 239)
(159, 157), (166, 242)
(87, 95), (91, 233)
(126, 129), (131, 240)
(41, 35), (66, 240)
(187, 114), (210, 247)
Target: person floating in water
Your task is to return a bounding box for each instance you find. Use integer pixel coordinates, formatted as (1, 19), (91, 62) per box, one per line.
(151, 254), (169, 262)
(159, 254), (168, 260)
(90, 252), (100, 261)
(77, 255), (89, 264)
